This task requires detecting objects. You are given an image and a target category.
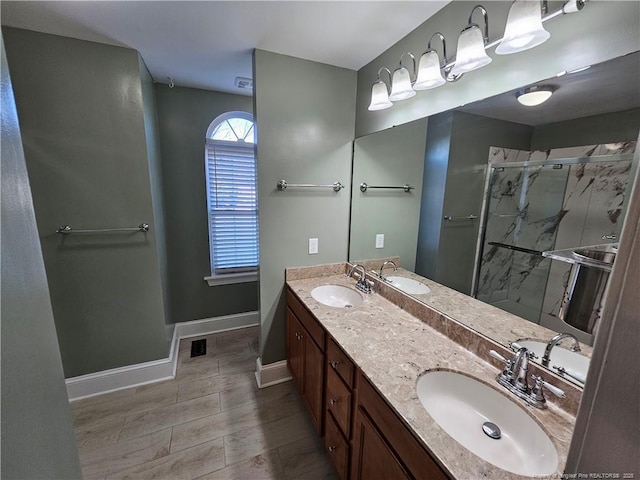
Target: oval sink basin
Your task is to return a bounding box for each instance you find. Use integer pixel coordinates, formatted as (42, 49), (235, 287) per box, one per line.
(417, 371), (558, 477)
(311, 285), (363, 308)
(516, 339), (589, 386)
(386, 276), (431, 295)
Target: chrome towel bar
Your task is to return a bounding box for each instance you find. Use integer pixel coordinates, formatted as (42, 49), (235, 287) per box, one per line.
(359, 182), (414, 193)
(277, 180), (343, 192)
(443, 215), (478, 221)
(56, 223), (150, 235)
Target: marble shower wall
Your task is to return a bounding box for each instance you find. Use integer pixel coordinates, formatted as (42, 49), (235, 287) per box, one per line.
(477, 142), (636, 342)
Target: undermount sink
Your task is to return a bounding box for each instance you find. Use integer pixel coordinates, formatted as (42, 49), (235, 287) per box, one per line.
(417, 371), (558, 477)
(386, 276), (431, 295)
(516, 339), (589, 385)
(311, 285), (363, 308)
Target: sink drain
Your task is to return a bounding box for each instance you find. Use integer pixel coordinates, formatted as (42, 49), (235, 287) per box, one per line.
(482, 421), (501, 439)
(345, 304), (352, 308)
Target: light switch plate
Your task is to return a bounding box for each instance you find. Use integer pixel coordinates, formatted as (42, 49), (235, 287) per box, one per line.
(309, 238), (318, 255)
(375, 234), (384, 249)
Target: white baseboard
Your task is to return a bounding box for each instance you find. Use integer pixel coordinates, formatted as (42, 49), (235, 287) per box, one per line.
(67, 311), (259, 401)
(254, 357), (292, 389)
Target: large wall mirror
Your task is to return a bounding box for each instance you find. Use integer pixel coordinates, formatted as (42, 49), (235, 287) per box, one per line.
(349, 51), (640, 388)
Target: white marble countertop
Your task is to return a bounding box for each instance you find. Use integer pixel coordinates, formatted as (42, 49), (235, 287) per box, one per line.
(287, 271), (576, 479)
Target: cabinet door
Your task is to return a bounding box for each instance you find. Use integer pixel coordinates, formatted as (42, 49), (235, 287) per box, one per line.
(351, 408), (411, 480)
(286, 308), (304, 390)
(302, 333), (324, 433)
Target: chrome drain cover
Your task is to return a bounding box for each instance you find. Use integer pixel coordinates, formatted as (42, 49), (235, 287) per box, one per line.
(482, 421), (501, 439)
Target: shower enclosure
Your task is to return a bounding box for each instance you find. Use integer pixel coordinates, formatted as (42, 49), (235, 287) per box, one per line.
(473, 143), (635, 343)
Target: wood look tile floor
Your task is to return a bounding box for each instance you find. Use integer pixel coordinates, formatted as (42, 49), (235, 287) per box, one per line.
(71, 327), (338, 480)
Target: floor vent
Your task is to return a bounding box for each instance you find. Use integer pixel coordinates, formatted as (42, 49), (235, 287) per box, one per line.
(190, 339), (207, 357)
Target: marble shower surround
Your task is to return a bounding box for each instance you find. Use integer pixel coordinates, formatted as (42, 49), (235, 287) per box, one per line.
(286, 264), (580, 479)
(479, 142), (636, 341)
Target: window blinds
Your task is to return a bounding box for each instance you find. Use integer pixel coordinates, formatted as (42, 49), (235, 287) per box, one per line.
(206, 139), (259, 274)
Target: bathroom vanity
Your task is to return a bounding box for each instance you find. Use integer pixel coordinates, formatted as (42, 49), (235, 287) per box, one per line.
(285, 262), (580, 479)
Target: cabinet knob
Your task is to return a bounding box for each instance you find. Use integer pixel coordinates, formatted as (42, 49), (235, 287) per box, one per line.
(330, 360), (340, 369)
(329, 397), (340, 406)
(296, 332), (303, 340)
(328, 445), (337, 453)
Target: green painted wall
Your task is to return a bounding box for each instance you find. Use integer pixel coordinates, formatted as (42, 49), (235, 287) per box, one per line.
(355, 1), (640, 137)
(416, 111), (532, 293)
(154, 84), (258, 323)
(1, 34), (82, 479)
(349, 118), (427, 269)
(531, 108), (640, 150)
(3, 28), (168, 377)
(254, 50), (356, 364)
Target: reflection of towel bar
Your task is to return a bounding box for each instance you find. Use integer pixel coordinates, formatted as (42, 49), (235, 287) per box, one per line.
(443, 215), (478, 221)
(488, 241), (542, 256)
(56, 224), (149, 235)
(360, 182), (414, 193)
(276, 179), (343, 192)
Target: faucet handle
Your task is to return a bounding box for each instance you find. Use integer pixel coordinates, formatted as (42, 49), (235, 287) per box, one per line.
(489, 349), (509, 364)
(510, 342), (539, 359)
(530, 375), (566, 405)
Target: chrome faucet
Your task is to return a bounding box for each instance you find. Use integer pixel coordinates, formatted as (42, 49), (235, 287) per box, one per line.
(377, 260), (397, 281)
(490, 348), (566, 409)
(347, 264), (374, 294)
(542, 333), (581, 367)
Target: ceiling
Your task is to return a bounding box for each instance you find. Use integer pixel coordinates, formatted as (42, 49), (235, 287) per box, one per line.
(457, 51), (640, 126)
(1, 1), (450, 95)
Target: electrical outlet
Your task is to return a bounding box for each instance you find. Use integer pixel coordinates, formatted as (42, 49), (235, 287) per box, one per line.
(309, 238), (318, 255)
(191, 339), (206, 357)
(375, 234), (385, 249)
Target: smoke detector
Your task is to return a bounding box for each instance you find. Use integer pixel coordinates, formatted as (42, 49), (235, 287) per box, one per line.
(234, 77), (253, 91)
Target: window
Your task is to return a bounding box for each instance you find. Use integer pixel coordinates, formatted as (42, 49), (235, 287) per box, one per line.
(205, 112), (258, 285)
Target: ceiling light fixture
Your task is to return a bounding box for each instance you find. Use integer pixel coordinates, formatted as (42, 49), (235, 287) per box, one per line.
(516, 85), (556, 106)
(389, 52), (417, 101)
(414, 32), (447, 90)
(367, 67), (393, 111)
(450, 5), (492, 77)
(496, 0), (550, 55)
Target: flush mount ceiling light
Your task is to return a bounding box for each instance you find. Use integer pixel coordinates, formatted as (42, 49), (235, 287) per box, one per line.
(414, 32), (447, 90)
(389, 52), (417, 101)
(496, 0), (550, 55)
(367, 67), (393, 111)
(516, 85), (556, 106)
(450, 5), (492, 77)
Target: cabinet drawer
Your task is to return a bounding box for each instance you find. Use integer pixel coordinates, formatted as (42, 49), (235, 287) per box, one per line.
(325, 410), (350, 480)
(326, 366), (352, 438)
(287, 289), (325, 350)
(327, 338), (355, 388)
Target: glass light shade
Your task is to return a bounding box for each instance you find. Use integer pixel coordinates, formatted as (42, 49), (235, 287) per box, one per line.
(389, 67), (416, 101)
(517, 88), (553, 106)
(496, 0), (550, 55)
(450, 25), (492, 76)
(368, 80), (393, 111)
(413, 51), (446, 90)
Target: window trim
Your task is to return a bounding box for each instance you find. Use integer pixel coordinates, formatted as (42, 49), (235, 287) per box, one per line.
(204, 271), (258, 287)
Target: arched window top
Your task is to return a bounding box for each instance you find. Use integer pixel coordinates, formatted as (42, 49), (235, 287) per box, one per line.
(206, 111), (255, 144)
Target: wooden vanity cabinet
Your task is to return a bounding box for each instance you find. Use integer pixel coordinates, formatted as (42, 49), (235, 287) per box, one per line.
(286, 289), (325, 434)
(351, 371), (450, 480)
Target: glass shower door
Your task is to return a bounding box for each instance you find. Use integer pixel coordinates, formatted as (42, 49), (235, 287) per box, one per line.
(476, 164), (570, 323)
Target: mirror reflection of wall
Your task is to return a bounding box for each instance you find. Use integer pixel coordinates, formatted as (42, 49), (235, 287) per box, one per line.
(349, 118), (427, 270)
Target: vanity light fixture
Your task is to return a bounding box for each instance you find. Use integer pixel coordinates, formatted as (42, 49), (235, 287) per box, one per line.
(496, 0), (550, 55)
(368, 0), (586, 112)
(367, 67), (393, 111)
(450, 5), (492, 77)
(389, 52), (417, 101)
(516, 85), (556, 106)
(414, 32), (447, 90)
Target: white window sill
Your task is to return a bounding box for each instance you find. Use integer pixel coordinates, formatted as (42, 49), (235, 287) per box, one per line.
(204, 272), (258, 287)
